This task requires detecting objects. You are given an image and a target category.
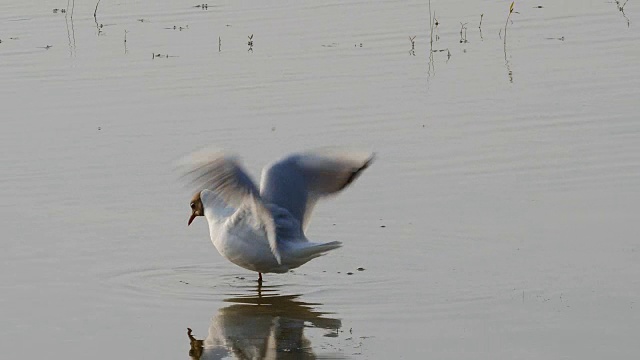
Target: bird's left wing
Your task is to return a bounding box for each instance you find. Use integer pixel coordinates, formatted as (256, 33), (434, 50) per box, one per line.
(181, 150), (280, 263)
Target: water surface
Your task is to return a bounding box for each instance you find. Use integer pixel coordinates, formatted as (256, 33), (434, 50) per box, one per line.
(1, 0), (639, 358)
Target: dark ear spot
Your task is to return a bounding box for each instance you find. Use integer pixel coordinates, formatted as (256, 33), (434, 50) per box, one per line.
(190, 202), (195, 209)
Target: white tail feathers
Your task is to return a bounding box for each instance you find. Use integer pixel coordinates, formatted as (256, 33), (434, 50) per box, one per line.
(291, 241), (342, 262)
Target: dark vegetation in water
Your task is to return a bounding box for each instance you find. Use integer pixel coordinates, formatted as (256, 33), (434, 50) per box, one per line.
(503, 2), (516, 83)
(409, 36), (416, 56)
(18, 0), (629, 85)
(614, 0), (630, 27)
(502, 1), (515, 46)
(94, 0), (104, 36)
(459, 22), (469, 44)
(426, 0), (450, 78)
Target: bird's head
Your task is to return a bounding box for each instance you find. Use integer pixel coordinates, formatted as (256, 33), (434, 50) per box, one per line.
(188, 192), (204, 226)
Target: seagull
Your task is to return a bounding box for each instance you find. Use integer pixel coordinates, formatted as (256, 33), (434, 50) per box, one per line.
(183, 149), (374, 284)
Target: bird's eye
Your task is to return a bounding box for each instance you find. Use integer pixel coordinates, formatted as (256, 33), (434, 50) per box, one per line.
(190, 202), (195, 209)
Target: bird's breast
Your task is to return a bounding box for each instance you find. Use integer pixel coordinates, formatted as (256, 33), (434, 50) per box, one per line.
(210, 222), (285, 273)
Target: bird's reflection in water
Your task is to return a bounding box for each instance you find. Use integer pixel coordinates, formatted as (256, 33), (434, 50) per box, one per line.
(188, 285), (342, 359)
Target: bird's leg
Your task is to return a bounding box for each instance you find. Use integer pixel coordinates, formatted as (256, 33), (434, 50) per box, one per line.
(258, 272), (263, 284)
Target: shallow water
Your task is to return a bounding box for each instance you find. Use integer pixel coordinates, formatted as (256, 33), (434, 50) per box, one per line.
(2, 0), (639, 358)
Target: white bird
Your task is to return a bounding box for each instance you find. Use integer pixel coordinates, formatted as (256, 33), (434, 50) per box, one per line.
(184, 149), (374, 283)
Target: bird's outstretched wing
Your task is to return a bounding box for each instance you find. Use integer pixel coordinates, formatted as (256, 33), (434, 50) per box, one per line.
(181, 150), (280, 263)
(259, 149), (374, 232)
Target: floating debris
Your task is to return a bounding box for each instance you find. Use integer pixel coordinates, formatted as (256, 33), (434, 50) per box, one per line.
(165, 25), (189, 31)
(347, 272), (354, 275)
(357, 267), (365, 271)
(152, 53), (178, 59)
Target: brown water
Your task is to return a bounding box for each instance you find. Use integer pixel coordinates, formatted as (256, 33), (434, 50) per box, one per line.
(1, 0), (639, 358)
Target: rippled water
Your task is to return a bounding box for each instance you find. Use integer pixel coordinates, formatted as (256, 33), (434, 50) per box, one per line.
(1, 0), (639, 358)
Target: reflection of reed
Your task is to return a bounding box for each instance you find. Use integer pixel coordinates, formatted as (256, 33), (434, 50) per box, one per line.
(504, 46), (514, 84)
(187, 292), (342, 359)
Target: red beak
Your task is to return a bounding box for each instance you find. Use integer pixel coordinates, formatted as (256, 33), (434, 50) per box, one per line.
(188, 213), (196, 226)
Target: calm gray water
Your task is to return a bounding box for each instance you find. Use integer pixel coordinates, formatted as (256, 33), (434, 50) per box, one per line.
(2, 0), (639, 358)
